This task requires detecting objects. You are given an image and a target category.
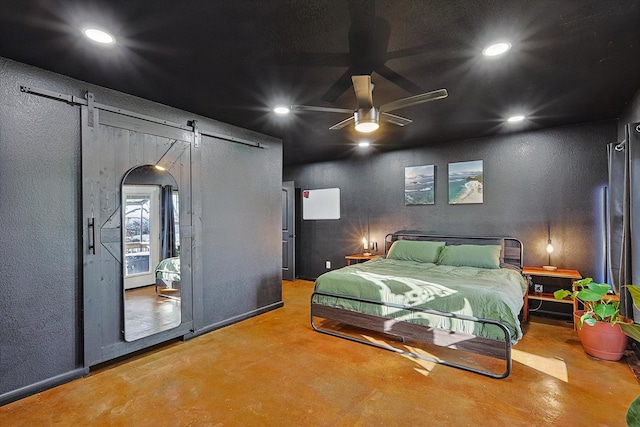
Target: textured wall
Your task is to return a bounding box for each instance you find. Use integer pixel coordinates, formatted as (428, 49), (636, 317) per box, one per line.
(284, 121), (616, 281)
(200, 135), (283, 325)
(0, 56), (282, 400)
(0, 58), (82, 396)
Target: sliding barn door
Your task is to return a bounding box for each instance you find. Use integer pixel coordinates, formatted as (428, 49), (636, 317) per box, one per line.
(282, 181), (295, 281)
(81, 106), (194, 366)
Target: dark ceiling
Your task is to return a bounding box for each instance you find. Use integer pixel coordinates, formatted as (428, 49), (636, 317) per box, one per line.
(1, 0), (639, 166)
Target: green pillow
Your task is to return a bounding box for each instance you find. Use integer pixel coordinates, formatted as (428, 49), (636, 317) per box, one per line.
(386, 240), (445, 263)
(437, 244), (502, 269)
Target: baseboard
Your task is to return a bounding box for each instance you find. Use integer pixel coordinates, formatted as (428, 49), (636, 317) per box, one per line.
(530, 309), (572, 319)
(0, 367), (89, 407)
(184, 300), (284, 340)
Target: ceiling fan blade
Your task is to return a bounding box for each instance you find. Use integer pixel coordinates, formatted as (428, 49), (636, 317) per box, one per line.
(376, 64), (424, 95)
(351, 75), (373, 108)
(291, 105), (353, 114)
(379, 89), (448, 113)
(321, 68), (356, 103)
(387, 43), (444, 61)
(381, 112), (412, 126)
(329, 116), (355, 130)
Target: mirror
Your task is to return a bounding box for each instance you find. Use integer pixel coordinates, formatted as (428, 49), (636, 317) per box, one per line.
(122, 165), (180, 341)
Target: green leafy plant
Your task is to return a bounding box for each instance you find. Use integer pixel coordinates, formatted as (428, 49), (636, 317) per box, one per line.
(554, 278), (640, 341)
(556, 279), (640, 424)
(628, 395), (640, 427)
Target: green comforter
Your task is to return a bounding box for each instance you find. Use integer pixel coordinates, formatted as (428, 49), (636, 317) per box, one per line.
(155, 257), (180, 281)
(313, 258), (527, 343)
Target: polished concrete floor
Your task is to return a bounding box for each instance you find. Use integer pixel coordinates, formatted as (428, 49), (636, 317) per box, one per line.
(1, 280), (639, 426)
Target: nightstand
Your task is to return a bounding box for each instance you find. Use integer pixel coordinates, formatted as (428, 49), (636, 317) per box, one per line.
(345, 254), (379, 265)
(523, 266), (581, 319)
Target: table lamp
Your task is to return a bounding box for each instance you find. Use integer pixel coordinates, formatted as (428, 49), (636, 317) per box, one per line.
(542, 234), (557, 271)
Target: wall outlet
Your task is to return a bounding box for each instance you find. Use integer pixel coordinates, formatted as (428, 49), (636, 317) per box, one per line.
(534, 284), (543, 293)
(325, 260), (331, 269)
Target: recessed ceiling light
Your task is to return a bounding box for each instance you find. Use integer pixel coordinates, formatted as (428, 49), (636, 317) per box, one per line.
(483, 42), (511, 57)
(273, 106), (290, 115)
(507, 115), (525, 122)
(83, 28), (115, 44)
(358, 141), (371, 147)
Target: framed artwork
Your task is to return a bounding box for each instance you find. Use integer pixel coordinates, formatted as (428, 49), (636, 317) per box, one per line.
(405, 164), (435, 205)
(448, 160), (483, 204)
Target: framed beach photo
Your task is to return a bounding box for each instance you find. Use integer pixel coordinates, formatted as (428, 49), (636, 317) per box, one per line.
(448, 160), (483, 204)
(405, 165), (435, 205)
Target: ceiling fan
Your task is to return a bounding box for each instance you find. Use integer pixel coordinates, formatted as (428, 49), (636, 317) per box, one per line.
(291, 75), (448, 133)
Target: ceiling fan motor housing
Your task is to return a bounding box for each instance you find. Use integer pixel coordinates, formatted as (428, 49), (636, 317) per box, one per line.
(354, 107), (380, 132)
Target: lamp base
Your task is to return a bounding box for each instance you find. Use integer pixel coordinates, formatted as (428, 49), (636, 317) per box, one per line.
(542, 265), (558, 271)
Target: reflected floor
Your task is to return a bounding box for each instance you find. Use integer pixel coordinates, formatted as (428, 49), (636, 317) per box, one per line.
(124, 285), (180, 341)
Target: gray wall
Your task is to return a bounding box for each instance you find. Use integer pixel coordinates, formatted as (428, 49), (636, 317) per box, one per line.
(1, 58), (83, 399)
(0, 57), (282, 402)
(284, 120), (616, 281)
(200, 135), (282, 326)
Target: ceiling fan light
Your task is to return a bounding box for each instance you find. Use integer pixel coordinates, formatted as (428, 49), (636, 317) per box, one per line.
(355, 122), (379, 133)
(354, 107), (380, 133)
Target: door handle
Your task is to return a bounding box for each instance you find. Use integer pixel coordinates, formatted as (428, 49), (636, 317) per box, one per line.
(88, 217), (96, 255)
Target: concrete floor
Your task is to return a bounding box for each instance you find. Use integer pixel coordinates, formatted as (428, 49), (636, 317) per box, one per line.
(1, 280), (639, 426)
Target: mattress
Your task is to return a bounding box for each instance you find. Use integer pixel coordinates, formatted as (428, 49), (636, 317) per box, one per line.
(313, 257), (527, 343)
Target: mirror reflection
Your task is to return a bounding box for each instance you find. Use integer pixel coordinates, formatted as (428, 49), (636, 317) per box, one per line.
(122, 165), (181, 341)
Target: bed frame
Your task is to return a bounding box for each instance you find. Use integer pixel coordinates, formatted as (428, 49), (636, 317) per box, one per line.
(310, 232), (525, 379)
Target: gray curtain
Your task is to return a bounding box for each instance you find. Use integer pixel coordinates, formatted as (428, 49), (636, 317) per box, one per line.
(608, 122), (640, 320)
(160, 185), (177, 259)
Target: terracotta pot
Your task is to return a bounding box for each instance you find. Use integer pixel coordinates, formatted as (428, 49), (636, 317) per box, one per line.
(574, 310), (629, 361)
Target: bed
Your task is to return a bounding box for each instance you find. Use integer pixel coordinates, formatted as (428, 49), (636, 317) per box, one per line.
(311, 233), (527, 379)
(155, 256), (181, 299)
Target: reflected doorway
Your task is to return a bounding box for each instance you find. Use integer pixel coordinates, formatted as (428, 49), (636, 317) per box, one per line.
(122, 165), (181, 342)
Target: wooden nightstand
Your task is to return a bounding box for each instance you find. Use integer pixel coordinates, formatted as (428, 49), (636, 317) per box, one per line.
(523, 266), (581, 320)
(345, 254), (379, 265)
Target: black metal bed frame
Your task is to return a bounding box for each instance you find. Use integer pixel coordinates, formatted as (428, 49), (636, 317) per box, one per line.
(310, 232), (524, 379)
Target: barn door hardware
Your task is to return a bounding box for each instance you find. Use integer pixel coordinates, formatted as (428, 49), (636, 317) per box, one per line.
(22, 85), (268, 149)
(20, 85), (88, 106)
(190, 120), (200, 148)
(20, 85), (193, 135)
(86, 92), (95, 127)
(87, 218), (96, 255)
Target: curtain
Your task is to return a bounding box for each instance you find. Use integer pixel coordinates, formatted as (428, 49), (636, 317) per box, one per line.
(160, 185), (177, 259)
(608, 122), (640, 320)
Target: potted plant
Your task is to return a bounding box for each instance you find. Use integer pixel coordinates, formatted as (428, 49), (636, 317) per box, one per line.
(554, 278), (640, 361)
